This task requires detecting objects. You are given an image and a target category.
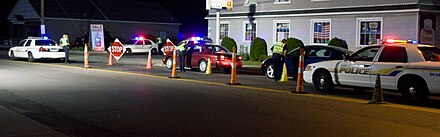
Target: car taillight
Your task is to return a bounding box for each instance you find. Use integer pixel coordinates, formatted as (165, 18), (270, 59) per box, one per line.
(219, 55), (225, 61)
(238, 56), (242, 60)
(39, 47), (47, 52)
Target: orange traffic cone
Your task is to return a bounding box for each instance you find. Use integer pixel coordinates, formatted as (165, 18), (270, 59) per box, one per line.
(106, 51), (113, 66)
(145, 50), (152, 69)
(292, 47), (307, 94)
(227, 47), (241, 85)
(84, 44), (90, 68)
(169, 48), (180, 79)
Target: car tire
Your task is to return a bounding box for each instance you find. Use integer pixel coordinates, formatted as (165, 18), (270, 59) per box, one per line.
(199, 60), (207, 73)
(165, 57), (173, 69)
(151, 48), (158, 55)
(265, 64), (275, 79)
(313, 70), (334, 92)
(125, 48), (132, 55)
(28, 52), (35, 62)
(10, 51), (15, 60)
(399, 77), (429, 103)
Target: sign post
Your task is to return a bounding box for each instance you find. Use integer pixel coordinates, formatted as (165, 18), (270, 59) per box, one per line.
(108, 38), (126, 65)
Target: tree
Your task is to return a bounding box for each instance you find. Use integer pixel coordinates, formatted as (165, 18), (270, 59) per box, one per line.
(250, 37), (268, 62)
(328, 37), (348, 49)
(285, 38), (304, 52)
(220, 37), (235, 51)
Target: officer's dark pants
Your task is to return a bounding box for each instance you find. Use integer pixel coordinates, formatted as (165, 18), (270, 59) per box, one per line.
(63, 46), (69, 63)
(178, 51), (185, 72)
(272, 53), (282, 81)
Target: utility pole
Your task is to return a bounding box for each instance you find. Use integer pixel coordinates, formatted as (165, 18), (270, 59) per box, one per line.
(40, 0), (45, 36)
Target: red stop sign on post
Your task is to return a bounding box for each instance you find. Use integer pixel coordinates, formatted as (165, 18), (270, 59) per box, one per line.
(109, 38), (126, 60)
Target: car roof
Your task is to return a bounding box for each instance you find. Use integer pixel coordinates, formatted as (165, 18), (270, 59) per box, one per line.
(288, 45), (353, 54)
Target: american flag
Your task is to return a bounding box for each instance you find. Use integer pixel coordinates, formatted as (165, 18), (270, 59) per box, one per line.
(314, 23), (330, 40)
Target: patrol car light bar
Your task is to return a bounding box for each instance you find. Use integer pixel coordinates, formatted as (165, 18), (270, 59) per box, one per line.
(382, 38), (417, 44)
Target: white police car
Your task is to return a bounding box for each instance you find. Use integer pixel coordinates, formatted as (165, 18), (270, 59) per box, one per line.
(123, 36), (158, 54)
(9, 37), (65, 62)
(304, 39), (440, 102)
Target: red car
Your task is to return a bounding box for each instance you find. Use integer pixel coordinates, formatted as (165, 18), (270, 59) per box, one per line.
(163, 41), (242, 73)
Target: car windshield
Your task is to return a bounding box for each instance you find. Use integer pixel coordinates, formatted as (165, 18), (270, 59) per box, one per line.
(35, 40), (57, 46)
(207, 45), (230, 53)
(418, 47), (440, 61)
(126, 40), (141, 45)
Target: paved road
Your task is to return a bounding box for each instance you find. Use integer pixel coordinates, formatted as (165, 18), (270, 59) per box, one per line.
(1, 51), (440, 136)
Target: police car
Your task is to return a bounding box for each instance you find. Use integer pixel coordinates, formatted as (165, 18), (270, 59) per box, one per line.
(8, 37), (65, 62)
(303, 39), (440, 102)
(123, 36), (158, 54)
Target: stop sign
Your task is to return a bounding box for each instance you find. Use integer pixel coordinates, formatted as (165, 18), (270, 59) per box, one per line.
(108, 38), (126, 60)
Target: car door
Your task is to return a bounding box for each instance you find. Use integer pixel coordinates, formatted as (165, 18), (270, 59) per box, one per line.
(14, 40), (28, 57)
(144, 40), (153, 52)
(191, 44), (204, 67)
(370, 46), (408, 90)
(336, 46), (381, 87)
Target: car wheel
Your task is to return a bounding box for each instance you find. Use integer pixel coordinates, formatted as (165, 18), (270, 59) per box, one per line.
(28, 52), (35, 62)
(313, 70), (334, 92)
(151, 48), (158, 55)
(10, 51), (15, 60)
(165, 57), (173, 69)
(125, 48), (132, 55)
(399, 77), (429, 103)
(265, 64), (275, 79)
(199, 60), (207, 73)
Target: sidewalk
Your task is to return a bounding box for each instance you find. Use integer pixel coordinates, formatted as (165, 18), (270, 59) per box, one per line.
(0, 106), (66, 136)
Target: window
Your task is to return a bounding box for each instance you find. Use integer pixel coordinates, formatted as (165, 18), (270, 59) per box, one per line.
(274, 21), (290, 42)
(311, 19), (331, 44)
(351, 46), (381, 62)
(35, 40), (56, 46)
(18, 40), (27, 46)
(244, 22), (257, 42)
(145, 40), (152, 45)
(244, 0), (257, 6)
(275, 0), (290, 4)
(418, 47), (440, 61)
(25, 40), (32, 47)
(220, 22), (229, 40)
(357, 18), (382, 47)
(379, 46), (407, 63)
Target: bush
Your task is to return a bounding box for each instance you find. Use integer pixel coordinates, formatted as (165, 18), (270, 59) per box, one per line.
(239, 52), (250, 61)
(328, 37), (348, 49)
(285, 38), (304, 52)
(250, 37), (268, 62)
(221, 37), (235, 51)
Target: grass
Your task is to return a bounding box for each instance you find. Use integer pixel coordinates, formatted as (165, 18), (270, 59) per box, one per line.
(242, 61), (262, 66)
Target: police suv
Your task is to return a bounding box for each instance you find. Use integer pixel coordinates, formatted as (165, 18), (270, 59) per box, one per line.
(9, 37), (65, 62)
(303, 39), (440, 102)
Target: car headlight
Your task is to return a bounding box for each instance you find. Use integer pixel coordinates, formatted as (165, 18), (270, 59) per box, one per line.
(305, 65), (313, 71)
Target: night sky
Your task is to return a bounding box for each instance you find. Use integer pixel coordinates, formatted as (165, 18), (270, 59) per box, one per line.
(0, 0), (208, 38)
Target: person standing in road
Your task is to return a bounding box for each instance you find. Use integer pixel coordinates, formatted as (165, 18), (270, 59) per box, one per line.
(60, 34), (70, 64)
(177, 40), (187, 72)
(271, 39), (288, 82)
(157, 37), (163, 54)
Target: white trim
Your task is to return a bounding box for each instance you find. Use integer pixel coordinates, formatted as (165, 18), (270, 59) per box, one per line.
(209, 2), (418, 16)
(274, 0), (291, 4)
(219, 21), (230, 41)
(205, 9), (420, 20)
(310, 19), (331, 45)
(242, 21), (258, 42)
(273, 20), (291, 43)
(311, 0), (331, 2)
(44, 17), (182, 26)
(355, 17), (383, 47)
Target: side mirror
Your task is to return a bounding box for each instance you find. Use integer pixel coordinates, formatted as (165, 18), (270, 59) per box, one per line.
(343, 54), (351, 61)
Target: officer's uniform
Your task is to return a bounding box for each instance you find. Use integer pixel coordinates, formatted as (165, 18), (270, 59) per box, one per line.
(60, 36), (70, 64)
(177, 42), (186, 72)
(271, 42), (288, 81)
(157, 37), (163, 54)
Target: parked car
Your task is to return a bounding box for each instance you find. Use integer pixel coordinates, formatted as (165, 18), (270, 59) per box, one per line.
(8, 37), (65, 62)
(123, 37), (158, 55)
(304, 39), (440, 102)
(163, 40), (242, 73)
(261, 45), (353, 79)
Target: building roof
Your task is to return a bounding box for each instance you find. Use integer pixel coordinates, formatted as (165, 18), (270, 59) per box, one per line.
(18, 0), (180, 24)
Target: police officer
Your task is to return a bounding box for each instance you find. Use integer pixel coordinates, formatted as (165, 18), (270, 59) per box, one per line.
(157, 37), (163, 54)
(177, 40), (187, 72)
(60, 34), (70, 64)
(271, 39), (288, 82)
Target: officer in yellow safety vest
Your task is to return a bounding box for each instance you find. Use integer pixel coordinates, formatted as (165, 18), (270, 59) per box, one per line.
(59, 34), (70, 64)
(271, 39), (288, 82)
(177, 40), (187, 72)
(157, 37), (163, 54)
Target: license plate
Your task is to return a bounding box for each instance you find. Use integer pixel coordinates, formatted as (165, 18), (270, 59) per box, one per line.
(50, 48), (59, 52)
